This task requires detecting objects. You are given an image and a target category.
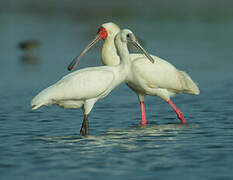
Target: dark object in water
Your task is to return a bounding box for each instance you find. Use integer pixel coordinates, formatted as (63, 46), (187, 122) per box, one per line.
(18, 40), (40, 51)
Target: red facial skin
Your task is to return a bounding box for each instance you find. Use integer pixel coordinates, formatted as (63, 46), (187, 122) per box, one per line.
(98, 27), (108, 39)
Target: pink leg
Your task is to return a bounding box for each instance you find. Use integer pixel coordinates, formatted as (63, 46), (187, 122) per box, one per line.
(140, 101), (147, 126)
(167, 100), (186, 124)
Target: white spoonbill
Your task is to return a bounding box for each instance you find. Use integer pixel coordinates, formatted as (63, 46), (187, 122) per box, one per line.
(31, 29), (154, 136)
(68, 22), (200, 125)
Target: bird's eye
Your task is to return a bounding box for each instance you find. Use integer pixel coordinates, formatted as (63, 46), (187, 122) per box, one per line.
(97, 27), (104, 33)
(127, 34), (130, 38)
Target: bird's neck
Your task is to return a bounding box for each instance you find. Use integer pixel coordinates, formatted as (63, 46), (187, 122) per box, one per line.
(102, 36), (120, 66)
(115, 38), (131, 75)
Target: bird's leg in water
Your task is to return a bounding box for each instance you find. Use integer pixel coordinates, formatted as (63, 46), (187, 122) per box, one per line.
(140, 101), (147, 126)
(167, 100), (186, 124)
(80, 114), (89, 136)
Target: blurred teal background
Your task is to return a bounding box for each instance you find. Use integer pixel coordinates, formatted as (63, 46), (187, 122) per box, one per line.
(1, 0), (233, 89)
(1, 1), (233, 180)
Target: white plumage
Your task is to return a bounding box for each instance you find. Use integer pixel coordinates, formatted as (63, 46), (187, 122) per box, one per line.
(68, 22), (199, 125)
(31, 68), (115, 111)
(31, 29), (154, 135)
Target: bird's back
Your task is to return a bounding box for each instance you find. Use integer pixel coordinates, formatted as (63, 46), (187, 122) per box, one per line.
(31, 67), (115, 110)
(55, 68), (115, 99)
(130, 53), (199, 95)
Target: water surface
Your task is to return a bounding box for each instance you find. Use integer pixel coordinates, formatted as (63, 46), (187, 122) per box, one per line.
(1, 1), (233, 179)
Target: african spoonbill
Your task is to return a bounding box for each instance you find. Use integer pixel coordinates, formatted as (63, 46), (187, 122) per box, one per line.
(31, 29), (154, 136)
(68, 22), (200, 126)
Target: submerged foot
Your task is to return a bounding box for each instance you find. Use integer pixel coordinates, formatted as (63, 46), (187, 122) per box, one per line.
(80, 127), (88, 136)
(80, 114), (89, 136)
(176, 111), (186, 124)
(168, 100), (186, 124)
(140, 119), (147, 126)
(140, 101), (147, 126)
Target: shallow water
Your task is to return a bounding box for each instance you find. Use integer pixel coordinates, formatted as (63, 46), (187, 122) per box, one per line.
(1, 1), (233, 179)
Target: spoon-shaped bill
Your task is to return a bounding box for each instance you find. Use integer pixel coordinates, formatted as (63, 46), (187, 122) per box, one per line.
(67, 35), (101, 71)
(129, 36), (154, 63)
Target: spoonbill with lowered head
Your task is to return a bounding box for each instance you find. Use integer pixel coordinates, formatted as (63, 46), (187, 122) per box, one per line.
(31, 29), (154, 136)
(68, 22), (200, 126)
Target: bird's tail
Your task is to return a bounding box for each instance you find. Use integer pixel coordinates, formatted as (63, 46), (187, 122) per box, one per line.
(179, 71), (200, 95)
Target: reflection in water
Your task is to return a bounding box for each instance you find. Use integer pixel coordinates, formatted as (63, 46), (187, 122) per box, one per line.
(1, 2), (233, 179)
(35, 123), (199, 150)
(18, 40), (41, 65)
(20, 54), (40, 64)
